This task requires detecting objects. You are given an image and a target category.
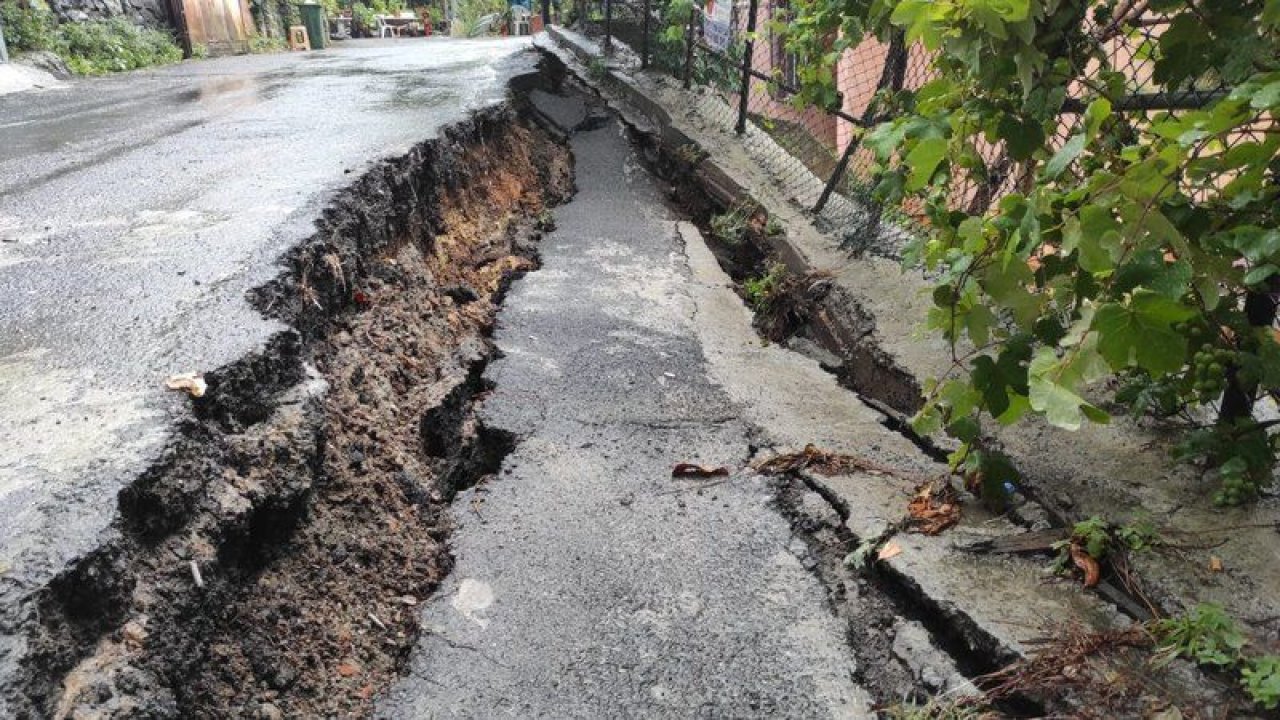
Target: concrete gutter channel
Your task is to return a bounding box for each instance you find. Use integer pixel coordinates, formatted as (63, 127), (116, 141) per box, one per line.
(538, 27), (1259, 713)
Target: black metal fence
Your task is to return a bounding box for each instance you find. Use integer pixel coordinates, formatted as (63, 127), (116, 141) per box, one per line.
(568, 2), (1237, 251)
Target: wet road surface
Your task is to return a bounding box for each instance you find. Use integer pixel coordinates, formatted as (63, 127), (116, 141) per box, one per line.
(0, 38), (535, 703)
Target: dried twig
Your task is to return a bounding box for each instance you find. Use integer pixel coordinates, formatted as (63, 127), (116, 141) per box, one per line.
(980, 622), (1153, 704)
(754, 443), (924, 482)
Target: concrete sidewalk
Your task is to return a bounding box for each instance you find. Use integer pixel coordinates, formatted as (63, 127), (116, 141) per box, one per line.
(538, 24), (1280, 646)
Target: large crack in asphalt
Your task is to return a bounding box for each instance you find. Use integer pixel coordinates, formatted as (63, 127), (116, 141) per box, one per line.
(8, 60), (574, 719)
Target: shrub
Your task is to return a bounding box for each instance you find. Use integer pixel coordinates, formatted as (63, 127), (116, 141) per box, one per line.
(0, 0), (59, 52)
(0, 2), (183, 75)
(58, 18), (183, 75)
(1154, 603), (1247, 668)
(351, 2), (376, 34)
(452, 0), (505, 36)
(1242, 656), (1280, 710)
(743, 264), (788, 313)
(248, 35), (285, 53)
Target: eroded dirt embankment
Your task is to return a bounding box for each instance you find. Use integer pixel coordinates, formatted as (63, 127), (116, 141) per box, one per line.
(14, 72), (572, 719)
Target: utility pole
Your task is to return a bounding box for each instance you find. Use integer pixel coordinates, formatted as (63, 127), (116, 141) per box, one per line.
(0, 15), (10, 63)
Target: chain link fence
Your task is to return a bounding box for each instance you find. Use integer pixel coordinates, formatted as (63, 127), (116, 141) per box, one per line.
(568, 1), (1240, 255)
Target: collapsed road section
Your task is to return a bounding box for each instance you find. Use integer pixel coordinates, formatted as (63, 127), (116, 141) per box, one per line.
(5, 38), (1157, 720)
(0, 45), (571, 718)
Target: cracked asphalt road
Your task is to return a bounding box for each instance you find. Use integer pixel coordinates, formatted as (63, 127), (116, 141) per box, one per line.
(0, 38), (536, 709)
(376, 105), (872, 718)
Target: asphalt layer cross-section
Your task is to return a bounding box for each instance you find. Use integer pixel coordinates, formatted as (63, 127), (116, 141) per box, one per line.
(376, 98), (872, 718)
(0, 38), (536, 703)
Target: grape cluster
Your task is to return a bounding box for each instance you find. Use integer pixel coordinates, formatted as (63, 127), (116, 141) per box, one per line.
(1176, 321), (1235, 402)
(1214, 463), (1261, 506)
(1191, 343), (1235, 402)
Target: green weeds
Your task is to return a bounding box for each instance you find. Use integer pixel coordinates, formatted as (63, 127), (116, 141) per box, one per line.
(1154, 603), (1280, 710)
(742, 263), (787, 313)
(0, 1), (182, 76)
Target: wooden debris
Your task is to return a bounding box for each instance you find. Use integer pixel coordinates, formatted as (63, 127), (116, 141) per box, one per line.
(753, 443), (913, 479)
(905, 480), (962, 535)
(671, 463), (730, 478)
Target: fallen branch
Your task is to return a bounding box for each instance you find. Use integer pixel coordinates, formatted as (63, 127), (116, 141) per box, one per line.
(753, 443), (923, 481)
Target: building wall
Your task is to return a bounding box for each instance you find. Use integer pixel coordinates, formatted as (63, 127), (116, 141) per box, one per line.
(48, 0), (173, 28)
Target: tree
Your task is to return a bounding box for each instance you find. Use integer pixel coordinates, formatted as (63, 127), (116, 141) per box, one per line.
(783, 0), (1280, 505)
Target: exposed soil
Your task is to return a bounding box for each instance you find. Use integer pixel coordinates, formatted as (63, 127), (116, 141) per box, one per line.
(14, 77), (573, 719)
(180, 119), (571, 719)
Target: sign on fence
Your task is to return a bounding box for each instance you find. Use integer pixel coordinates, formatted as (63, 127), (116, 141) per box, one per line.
(702, 0), (732, 51)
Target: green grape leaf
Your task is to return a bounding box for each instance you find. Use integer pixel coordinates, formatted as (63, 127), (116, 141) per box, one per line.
(1028, 345), (1108, 431)
(1112, 250), (1192, 299)
(906, 136), (949, 190)
(1075, 205), (1122, 273)
(1084, 98), (1112, 139)
(1244, 264), (1280, 286)
(998, 114), (1045, 161)
(1044, 134), (1085, 180)
(1093, 291), (1196, 376)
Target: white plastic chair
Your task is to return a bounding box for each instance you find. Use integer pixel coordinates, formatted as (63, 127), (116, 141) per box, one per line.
(377, 16), (401, 38)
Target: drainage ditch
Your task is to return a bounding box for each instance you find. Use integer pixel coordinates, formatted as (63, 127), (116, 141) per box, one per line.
(11, 65), (573, 719)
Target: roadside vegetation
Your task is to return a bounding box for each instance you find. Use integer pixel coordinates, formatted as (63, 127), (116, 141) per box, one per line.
(780, 1), (1280, 509)
(0, 0), (182, 74)
(745, 0), (1280, 712)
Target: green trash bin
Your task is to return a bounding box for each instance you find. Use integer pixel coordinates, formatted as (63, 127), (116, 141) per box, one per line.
(298, 3), (328, 50)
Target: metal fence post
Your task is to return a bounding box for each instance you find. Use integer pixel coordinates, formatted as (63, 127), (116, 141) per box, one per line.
(814, 29), (907, 214)
(641, 0), (651, 68)
(682, 5), (696, 89)
(603, 0), (613, 52)
(734, 0), (759, 133)
(814, 137), (860, 214)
